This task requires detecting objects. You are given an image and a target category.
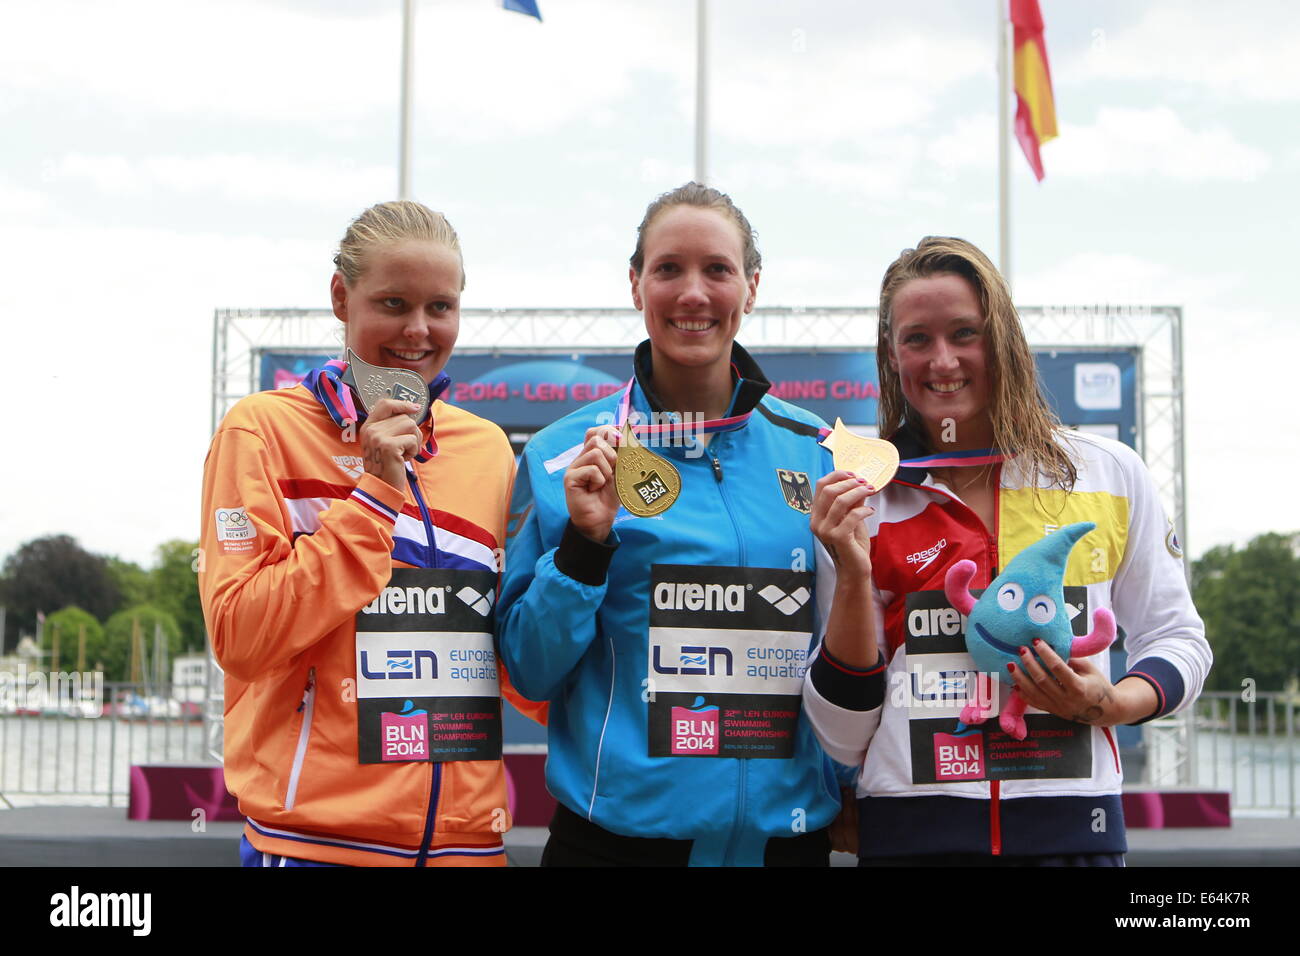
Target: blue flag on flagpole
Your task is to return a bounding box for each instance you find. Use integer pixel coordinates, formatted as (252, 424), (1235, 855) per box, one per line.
(503, 0), (542, 21)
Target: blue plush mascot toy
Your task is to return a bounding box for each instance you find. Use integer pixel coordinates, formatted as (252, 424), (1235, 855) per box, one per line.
(944, 521), (1116, 740)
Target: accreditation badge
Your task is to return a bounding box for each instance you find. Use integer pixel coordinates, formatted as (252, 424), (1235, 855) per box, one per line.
(645, 564), (814, 759)
(354, 567), (503, 763)
(901, 587), (1094, 782)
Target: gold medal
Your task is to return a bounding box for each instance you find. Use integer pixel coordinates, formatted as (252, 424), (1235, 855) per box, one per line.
(614, 421), (681, 517)
(820, 418), (899, 489)
(340, 348), (430, 423)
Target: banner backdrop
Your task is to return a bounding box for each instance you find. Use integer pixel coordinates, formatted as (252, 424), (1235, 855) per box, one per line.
(260, 347), (1139, 449)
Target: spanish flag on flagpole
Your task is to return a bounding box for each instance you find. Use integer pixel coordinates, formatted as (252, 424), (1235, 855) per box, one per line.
(1011, 0), (1056, 181)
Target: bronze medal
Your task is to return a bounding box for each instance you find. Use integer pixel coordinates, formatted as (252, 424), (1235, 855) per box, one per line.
(820, 418), (899, 489)
(340, 348), (429, 423)
(614, 421), (681, 517)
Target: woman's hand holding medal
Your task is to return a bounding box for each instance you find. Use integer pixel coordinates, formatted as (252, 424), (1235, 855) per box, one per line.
(811, 470), (877, 579)
(564, 425), (622, 542)
(360, 398), (424, 490)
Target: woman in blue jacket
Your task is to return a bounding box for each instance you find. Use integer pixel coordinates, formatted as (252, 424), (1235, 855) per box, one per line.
(496, 183), (852, 866)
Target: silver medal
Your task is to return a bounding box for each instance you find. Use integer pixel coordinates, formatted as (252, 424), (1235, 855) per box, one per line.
(339, 348), (430, 423)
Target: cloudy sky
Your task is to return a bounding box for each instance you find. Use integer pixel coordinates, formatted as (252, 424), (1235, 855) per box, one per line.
(2, 0), (1296, 575)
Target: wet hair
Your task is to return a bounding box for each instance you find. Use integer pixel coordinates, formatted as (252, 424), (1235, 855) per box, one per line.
(877, 236), (1077, 491)
(629, 182), (761, 277)
(333, 199), (465, 290)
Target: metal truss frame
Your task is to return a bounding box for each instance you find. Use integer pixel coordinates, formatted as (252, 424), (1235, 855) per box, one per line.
(212, 303), (1190, 783)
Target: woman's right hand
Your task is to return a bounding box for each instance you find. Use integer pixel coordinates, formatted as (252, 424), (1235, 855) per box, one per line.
(564, 425), (621, 542)
(360, 399), (423, 490)
(811, 470), (876, 579)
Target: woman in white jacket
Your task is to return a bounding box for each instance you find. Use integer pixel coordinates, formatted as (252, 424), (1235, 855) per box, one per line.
(805, 236), (1211, 866)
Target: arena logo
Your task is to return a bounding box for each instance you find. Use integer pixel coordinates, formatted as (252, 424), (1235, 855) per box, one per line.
(651, 644), (734, 676)
(907, 605), (969, 638)
(456, 586), (494, 617)
(757, 584), (810, 616)
(653, 581), (746, 613)
(362, 585), (448, 616)
(360, 649), (438, 680)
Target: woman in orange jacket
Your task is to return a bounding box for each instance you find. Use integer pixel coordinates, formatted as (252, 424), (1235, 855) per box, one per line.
(199, 200), (541, 866)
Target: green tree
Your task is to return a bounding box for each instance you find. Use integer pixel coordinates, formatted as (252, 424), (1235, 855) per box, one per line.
(0, 535), (119, 652)
(41, 606), (107, 673)
(102, 604), (180, 684)
(106, 556), (152, 610)
(1192, 532), (1300, 693)
(149, 540), (206, 654)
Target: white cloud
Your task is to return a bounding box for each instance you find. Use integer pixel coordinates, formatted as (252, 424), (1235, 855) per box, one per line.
(0, 175), (48, 215)
(1015, 251), (1236, 306)
(51, 152), (392, 204)
(0, 0), (686, 138)
(928, 107), (1271, 183)
(1069, 1), (1300, 102)
(712, 29), (989, 149)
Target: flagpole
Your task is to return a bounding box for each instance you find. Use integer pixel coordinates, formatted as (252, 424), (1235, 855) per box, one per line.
(695, 0), (708, 185)
(997, 0), (1011, 289)
(399, 0), (415, 199)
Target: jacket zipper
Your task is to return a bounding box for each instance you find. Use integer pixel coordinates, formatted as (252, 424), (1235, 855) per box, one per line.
(416, 762), (443, 867)
(905, 470), (1007, 854)
(989, 779), (1002, 855)
(710, 439), (750, 865)
(405, 464), (443, 865)
(284, 666), (317, 811)
(407, 468), (439, 568)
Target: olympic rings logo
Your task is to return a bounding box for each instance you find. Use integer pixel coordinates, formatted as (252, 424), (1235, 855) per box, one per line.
(216, 509), (248, 527)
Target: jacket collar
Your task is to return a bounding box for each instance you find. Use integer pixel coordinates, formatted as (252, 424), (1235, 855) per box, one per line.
(631, 339), (771, 420)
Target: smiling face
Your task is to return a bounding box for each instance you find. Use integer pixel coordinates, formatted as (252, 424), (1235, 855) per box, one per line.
(629, 205), (758, 379)
(330, 240), (462, 385)
(887, 272), (993, 449)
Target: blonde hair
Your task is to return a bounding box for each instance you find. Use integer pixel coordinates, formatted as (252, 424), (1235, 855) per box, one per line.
(629, 182), (761, 277)
(877, 236), (1077, 491)
(334, 200), (465, 289)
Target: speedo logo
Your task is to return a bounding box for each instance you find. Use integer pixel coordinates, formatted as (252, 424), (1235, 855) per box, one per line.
(361, 585), (448, 615)
(456, 586), (494, 617)
(758, 584), (810, 616)
(906, 538), (948, 573)
(653, 581), (747, 613)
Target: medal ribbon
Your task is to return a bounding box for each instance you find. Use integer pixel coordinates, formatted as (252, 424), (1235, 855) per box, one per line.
(613, 374), (752, 443)
(304, 358), (450, 462)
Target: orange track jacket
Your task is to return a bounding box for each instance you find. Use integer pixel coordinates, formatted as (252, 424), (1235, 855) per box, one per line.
(200, 383), (542, 866)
